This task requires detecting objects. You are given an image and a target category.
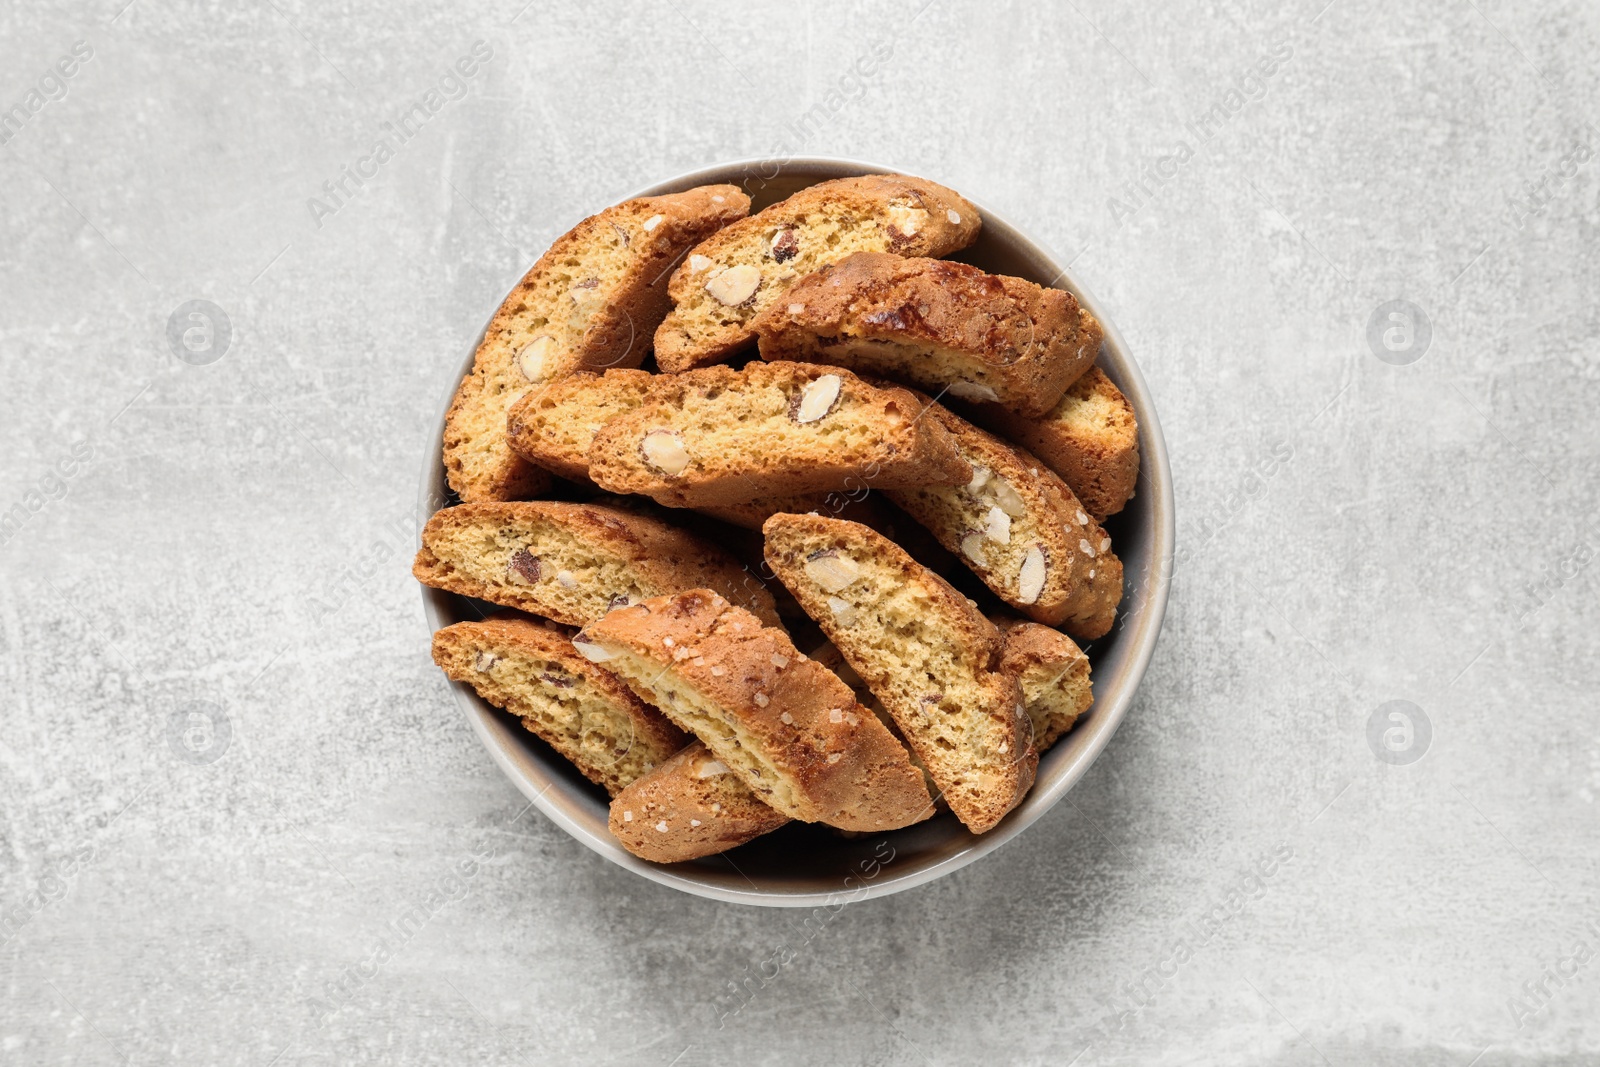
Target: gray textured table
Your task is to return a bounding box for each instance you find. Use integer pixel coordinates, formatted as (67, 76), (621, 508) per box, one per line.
(3, 2), (1597, 1064)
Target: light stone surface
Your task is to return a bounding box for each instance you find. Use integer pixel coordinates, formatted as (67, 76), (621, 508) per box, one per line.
(3, 2), (1598, 1064)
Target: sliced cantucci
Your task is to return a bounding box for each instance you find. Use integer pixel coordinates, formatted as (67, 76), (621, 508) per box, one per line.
(884, 394), (1121, 640)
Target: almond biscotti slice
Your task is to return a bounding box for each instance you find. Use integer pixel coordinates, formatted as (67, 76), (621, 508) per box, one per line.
(505, 369), (655, 482)
(443, 185), (750, 501)
(654, 174), (980, 372)
(413, 501), (779, 628)
(586, 361), (970, 508)
(609, 741), (791, 863)
(750, 252), (1098, 418)
(432, 615), (687, 796)
(762, 513), (1035, 834)
(968, 364), (1138, 520)
(504, 370), (914, 524)
(500, 371), (855, 525)
(572, 590), (934, 831)
(991, 615), (1093, 751)
(884, 397), (1122, 639)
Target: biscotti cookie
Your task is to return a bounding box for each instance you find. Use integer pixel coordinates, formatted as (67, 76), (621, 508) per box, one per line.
(992, 615), (1093, 751)
(432, 615), (687, 796)
(884, 396), (1122, 640)
(654, 175), (981, 372)
(413, 501), (779, 627)
(572, 590), (935, 831)
(762, 514), (1034, 834)
(587, 361), (970, 507)
(505, 369), (655, 482)
(505, 369), (931, 522)
(969, 364), (1137, 520)
(443, 185), (750, 501)
(750, 252), (1098, 417)
(609, 742), (791, 863)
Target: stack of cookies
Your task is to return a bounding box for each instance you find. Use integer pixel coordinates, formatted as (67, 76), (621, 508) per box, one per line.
(415, 173), (1139, 863)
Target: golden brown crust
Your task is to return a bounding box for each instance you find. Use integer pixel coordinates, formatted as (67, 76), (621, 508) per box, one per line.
(761, 514), (1035, 833)
(444, 185), (750, 501)
(412, 501), (779, 628)
(431, 615), (687, 796)
(884, 396), (1122, 640)
(608, 742), (790, 862)
(750, 252), (1097, 417)
(585, 361), (970, 507)
(968, 363), (1138, 520)
(573, 590), (935, 831)
(654, 175), (981, 371)
(505, 369), (656, 482)
(992, 615), (1093, 751)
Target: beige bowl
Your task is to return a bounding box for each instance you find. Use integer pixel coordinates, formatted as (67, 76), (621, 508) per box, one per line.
(417, 157), (1173, 906)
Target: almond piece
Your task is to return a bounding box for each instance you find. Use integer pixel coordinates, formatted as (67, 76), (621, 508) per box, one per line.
(516, 335), (557, 382)
(827, 596), (858, 626)
(507, 549), (541, 585)
(988, 479), (1027, 518)
(946, 380), (999, 402)
(571, 638), (615, 663)
(569, 278), (604, 314)
(640, 429), (690, 476)
(960, 530), (988, 565)
(1018, 546), (1048, 605)
(792, 374), (843, 424)
(769, 228), (799, 262)
(705, 264), (761, 306)
(803, 550), (861, 594)
(985, 505), (1011, 545)
(885, 201), (927, 237)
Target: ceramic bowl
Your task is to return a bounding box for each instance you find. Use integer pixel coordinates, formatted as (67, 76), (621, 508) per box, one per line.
(418, 156), (1173, 906)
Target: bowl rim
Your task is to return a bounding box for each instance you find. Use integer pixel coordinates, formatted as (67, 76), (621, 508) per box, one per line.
(418, 155), (1174, 906)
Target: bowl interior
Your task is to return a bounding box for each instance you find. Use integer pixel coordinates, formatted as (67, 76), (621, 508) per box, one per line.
(419, 157), (1173, 906)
